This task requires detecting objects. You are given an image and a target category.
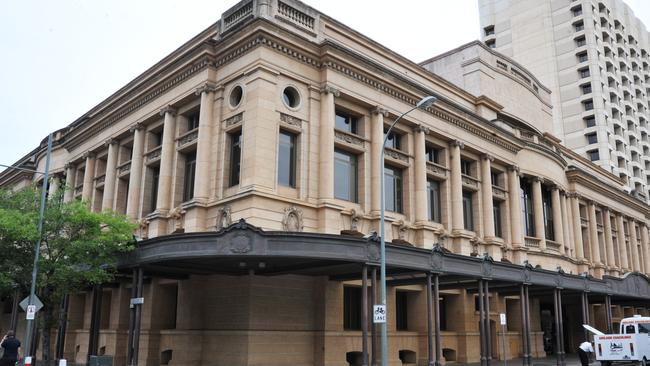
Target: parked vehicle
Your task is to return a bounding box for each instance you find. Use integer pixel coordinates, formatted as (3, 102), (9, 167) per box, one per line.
(585, 315), (650, 366)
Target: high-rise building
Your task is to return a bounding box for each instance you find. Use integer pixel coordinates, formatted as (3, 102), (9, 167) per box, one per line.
(479, 0), (650, 200)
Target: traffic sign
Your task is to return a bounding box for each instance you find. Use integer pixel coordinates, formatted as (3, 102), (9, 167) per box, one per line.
(500, 313), (507, 325)
(26, 305), (36, 320)
(19, 296), (43, 312)
(373, 305), (386, 323)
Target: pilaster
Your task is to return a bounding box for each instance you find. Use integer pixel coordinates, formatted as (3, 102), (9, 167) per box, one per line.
(449, 140), (464, 232)
(629, 220), (641, 272)
(155, 106), (177, 214)
(102, 138), (119, 211)
(63, 163), (76, 203)
(531, 177), (546, 251)
(126, 123), (145, 220)
(413, 124), (429, 223)
(550, 187), (564, 254)
(81, 152), (96, 204)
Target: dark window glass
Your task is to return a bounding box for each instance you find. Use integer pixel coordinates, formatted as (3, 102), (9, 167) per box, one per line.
(575, 22), (584, 31)
(585, 116), (596, 127)
(152, 130), (163, 148)
(425, 144), (440, 164)
(460, 160), (472, 176)
(580, 68), (591, 78)
(334, 149), (358, 202)
(278, 131), (296, 187)
(520, 180), (535, 237)
(578, 52), (588, 62)
(427, 179), (441, 223)
(229, 131), (242, 186)
(493, 200), (502, 238)
(182, 151), (196, 202)
(582, 84), (592, 94)
(343, 287), (361, 330)
(491, 172), (500, 187)
(335, 111), (358, 134)
(396, 291), (408, 331)
(150, 166), (160, 213)
(384, 129), (401, 150)
(542, 187), (555, 241)
(484, 25), (495, 36)
(572, 7), (582, 16)
(187, 111), (200, 131)
(584, 100), (594, 110)
(576, 37), (586, 47)
(385, 164), (403, 213)
(463, 191), (474, 231)
(588, 149), (600, 161)
(587, 133), (598, 144)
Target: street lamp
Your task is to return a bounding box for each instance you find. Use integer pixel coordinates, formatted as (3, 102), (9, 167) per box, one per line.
(379, 96), (437, 366)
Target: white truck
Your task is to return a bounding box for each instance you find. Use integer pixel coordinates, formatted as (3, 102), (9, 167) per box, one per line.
(587, 316), (650, 366)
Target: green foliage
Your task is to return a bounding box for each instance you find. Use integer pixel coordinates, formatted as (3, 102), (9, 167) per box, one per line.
(0, 184), (137, 302)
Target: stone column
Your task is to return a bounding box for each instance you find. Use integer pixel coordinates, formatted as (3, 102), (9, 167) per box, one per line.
(126, 123), (145, 220)
(81, 152), (96, 203)
(508, 165), (523, 248)
(414, 125), (429, 223)
(570, 194), (585, 261)
(63, 163), (76, 202)
(449, 141), (464, 232)
(641, 224), (650, 275)
(561, 193), (573, 257)
(193, 83), (217, 202)
(603, 209), (616, 271)
(102, 139), (119, 211)
(550, 187), (564, 253)
(481, 154), (495, 240)
(629, 220), (641, 272)
(587, 202), (602, 266)
(49, 176), (61, 198)
(319, 86), (338, 201)
(370, 107), (387, 214)
(616, 214), (629, 271)
(532, 177), (546, 250)
(156, 106), (177, 213)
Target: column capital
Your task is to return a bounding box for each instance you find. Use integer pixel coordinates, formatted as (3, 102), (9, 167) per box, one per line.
(413, 124), (430, 134)
(82, 151), (96, 160)
(129, 122), (145, 133)
(195, 82), (219, 96)
(450, 140), (464, 149)
(159, 105), (177, 117)
(104, 138), (118, 147)
(63, 162), (76, 170)
(532, 176), (544, 184)
(566, 192), (581, 199)
(481, 153), (494, 162)
(371, 106), (389, 117)
(508, 164), (520, 173)
(320, 84), (340, 97)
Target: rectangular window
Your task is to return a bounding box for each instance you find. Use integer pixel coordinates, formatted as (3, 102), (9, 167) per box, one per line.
(583, 100), (594, 110)
(150, 166), (160, 213)
(396, 291), (408, 331)
(151, 130), (163, 148)
(278, 130), (296, 187)
(542, 188), (555, 241)
(578, 52), (588, 62)
(385, 164), (403, 213)
(384, 129), (401, 150)
(572, 6), (582, 16)
(343, 287), (361, 330)
(460, 159), (472, 176)
(588, 149), (600, 161)
(182, 151), (196, 202)
(493, 200), (502, 238)
(187, 111), (200, 131)
(334, 149), (358, 202)
(484, 25), (495, 36)
(575, 22), (584, 31)
(425, 144), (440, 164)
(462, 191), (474, 231)
(491, 172), (500, 187)
(335, 111), (358, 134)
(580, 68), (591, 78)
(582, 84), (592, 94)
(229, 130), (242, 186)
(587, 133), (598, 144)
(585, 116), (596, 127)
(575, 37), (586, 47)
(520, 180), (535, 237)
(427, 179), (441, 223)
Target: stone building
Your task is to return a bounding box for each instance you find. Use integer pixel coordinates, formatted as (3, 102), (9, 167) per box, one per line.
(479, 0), (650, 200)
(2, 1), (650, 366)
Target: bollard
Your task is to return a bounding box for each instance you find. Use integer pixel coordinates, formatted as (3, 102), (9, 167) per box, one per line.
(59, 359), (67, 366)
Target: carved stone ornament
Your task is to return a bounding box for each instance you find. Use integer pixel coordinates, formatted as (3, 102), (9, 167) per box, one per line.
(450, 140), (465, 149)
(160, 105), (177, 117)
(104, 138), (118, 147)
(129, 122), (145, 133)
(367, 242), (380, 262)
(225, 113), (243, 127)
(397, 220), (408, 240)
(470, 236), (482, 256)
(215, 205), (232, 231)
(320, 85), (340, 97)
(82, 151), (96, 160)
(282, 206), (304, 232)
(370, 107), (389, 117)
(350, 209), (361, 231)
(482, 153), (494, 162)
(481, 253), (494, 278)
(195, 82), (219, 96)
(413, 124), (430, 134)
(431, 244), (444, 271)
(229, 233), (252, 253)
(168, 206), (186, 232)
(137, 218), (150, 240)
(280, 113), (302, 127)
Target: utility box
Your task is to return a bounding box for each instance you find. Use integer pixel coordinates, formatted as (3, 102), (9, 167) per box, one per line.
(88, 355), (113, 366)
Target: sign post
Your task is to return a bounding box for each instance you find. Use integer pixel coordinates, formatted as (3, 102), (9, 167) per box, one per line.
(500, 313), (507, 366)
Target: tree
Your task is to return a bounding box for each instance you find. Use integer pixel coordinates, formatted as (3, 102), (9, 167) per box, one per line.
(0, 185), (137, 363)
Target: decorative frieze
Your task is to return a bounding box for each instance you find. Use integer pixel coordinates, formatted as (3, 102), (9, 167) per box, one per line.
(492, 186), (507, 199)
(280, 113), (302, 128)
(118, 162), (131, 176)
(145, 147), (162, 163)
(282, 206), (304, 232)
(335, 130), (365, 148)
(94, 175), (105, 185)
(426, 162), (447, 178)
(224, 113), (243, 127)
(177, 130), (198, 148)
(461, 175), (479, 189)
(384, 148), (408, 163)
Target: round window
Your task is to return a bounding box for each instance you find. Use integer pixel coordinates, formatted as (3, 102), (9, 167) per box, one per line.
(282, 86), (301, 109)
(229, 85), (243, 108)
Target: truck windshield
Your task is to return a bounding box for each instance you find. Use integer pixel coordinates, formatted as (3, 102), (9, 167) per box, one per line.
(638, 323), (650, 334)
(625, 324), (636, 334)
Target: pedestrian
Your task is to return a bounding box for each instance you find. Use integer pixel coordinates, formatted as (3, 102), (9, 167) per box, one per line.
(578, 339), (594, 366)
(0, 331), (20, 366)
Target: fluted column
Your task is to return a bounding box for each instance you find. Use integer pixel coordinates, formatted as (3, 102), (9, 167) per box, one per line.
(570, 194), (585, 261)
(630, 220), (641, 272)
(616, 214), (629, 271)
(641, 224), (650, 275)
(449, 140), (464, 231)
(126, 123), (145, 220)
(508, 165), (523, 248)
(603, 209), (616, 270)
(81, 152), (96, 203)
(561, 192), (573, 257)
(63, 163), (76, 202)
(102, 139), (119, 211)
(156, 106), (177, 213)
(319, 86), (339, 201)
(49, 176), (61, 199)
(370, 107), (387, 214)
(532, 177), (546, 250)
(193, 83), (217, 202)
(413, 125), (429, 223)
(481, 154), (495, 239)
(587, 202), (602, 266)
(551, 187), (564, 254)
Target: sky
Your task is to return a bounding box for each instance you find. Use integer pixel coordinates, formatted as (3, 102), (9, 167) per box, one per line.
(0, 0), (649, 172)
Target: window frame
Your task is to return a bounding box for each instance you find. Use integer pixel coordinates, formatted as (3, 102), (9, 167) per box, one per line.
(427, 179), (442, 223)
(182, 151), (196, 203)
(462, 191), (474, 231)
(278, 130), (297, 188)
(229, 130), (242, 187)
(384, 164), (403, 213)
(334, 148), (359, 202)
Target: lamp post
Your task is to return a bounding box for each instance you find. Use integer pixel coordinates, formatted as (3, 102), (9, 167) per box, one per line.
(379, 96), (437, 366)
